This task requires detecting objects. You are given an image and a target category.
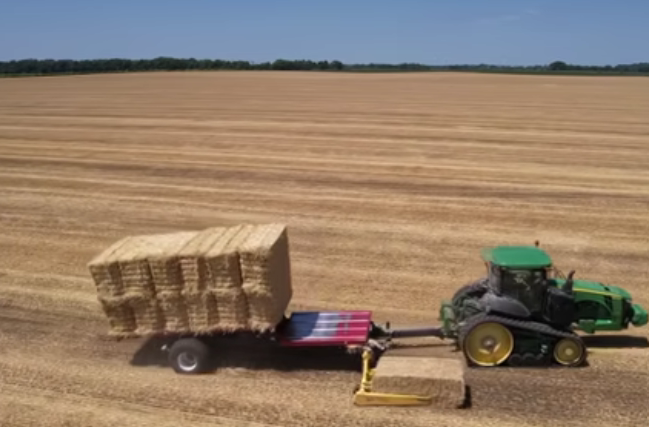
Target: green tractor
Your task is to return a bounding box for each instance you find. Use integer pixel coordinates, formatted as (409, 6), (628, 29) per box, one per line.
(446, 243), (648, 368)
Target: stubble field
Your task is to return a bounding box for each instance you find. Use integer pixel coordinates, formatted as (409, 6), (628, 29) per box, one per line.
(1, 71), (648, 427)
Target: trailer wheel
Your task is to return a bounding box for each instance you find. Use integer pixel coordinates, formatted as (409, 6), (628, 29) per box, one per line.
(168, 338), (211, 374)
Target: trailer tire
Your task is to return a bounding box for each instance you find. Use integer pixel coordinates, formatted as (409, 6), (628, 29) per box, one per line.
(168, 338), (212, 374)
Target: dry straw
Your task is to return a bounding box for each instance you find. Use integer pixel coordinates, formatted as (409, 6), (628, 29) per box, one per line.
(177, 227), (228, 292)
(243, 286), (286, 330)
(371, 356), (466, 408)
(88, 223), (294, 338)
(117, 235), (158, 295)
(181, 289), (219, 332)
(147, 231), (198, 293)
(212, 288), (249, 330)
(203, 224), (254, 290)
(237, 224), (292, 330)
(157, 290), (190, 333)
(125, 291), (165, 335)
(239, 223), (292, 293)
(96, 295), (136, 336)
(88, 236), (133, 298)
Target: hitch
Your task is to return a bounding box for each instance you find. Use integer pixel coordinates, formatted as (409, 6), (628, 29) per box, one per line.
(369, 300), (458, 343)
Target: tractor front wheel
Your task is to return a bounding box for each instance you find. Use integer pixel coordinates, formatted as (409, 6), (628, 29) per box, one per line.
(462, 320), (514, 367)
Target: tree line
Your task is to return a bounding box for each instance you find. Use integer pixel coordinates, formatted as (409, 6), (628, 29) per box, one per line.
(0, 57), (648, 76)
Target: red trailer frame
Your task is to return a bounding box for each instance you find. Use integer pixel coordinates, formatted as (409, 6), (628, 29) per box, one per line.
(277, 310), (374, 347)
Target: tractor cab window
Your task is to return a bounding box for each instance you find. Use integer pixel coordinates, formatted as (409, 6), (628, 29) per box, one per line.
(500, 268), (546, 313)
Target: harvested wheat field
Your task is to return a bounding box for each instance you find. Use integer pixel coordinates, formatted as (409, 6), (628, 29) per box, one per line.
(1, 71), (649, 427)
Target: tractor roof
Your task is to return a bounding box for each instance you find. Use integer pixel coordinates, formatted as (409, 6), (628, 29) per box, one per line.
(481, 245), (553, 269)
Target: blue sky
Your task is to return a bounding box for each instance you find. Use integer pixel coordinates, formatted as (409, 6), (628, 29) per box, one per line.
(1, 0), (647, 65)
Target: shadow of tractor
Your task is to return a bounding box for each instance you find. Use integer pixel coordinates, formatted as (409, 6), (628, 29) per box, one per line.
(581, 334), (649, 348)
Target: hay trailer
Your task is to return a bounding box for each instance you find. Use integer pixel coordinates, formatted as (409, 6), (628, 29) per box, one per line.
(161, 310), (378, 374)
(160, 307), (454, 372)
(158, 307), (465, 407)
(160, 304), (453, 374)
(88, 222), (466, 407)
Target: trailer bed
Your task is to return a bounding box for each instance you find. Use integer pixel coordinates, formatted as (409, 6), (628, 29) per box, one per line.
(278, 311), (373, 347)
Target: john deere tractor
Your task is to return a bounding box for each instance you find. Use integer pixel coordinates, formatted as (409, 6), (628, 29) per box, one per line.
(447, 243), (648, 368)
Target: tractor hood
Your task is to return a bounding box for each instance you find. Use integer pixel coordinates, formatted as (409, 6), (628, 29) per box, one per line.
(554, 278), (633, 300)
(554, 278), (648, 327)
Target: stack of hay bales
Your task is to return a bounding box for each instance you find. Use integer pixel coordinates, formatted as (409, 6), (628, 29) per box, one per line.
(371, 356), (466, 409)
(87, 223), (293, 338)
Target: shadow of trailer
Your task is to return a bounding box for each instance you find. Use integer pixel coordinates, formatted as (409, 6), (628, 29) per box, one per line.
(130, 310), (395, 374)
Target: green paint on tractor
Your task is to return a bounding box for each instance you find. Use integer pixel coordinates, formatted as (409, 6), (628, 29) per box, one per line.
(481, 245), (553, 269)
(480, 244), (648, 333)
(438, 243), (648, 367)
(555, 278), (648, 333)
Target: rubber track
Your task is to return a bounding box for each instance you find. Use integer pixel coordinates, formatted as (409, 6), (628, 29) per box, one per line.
(459, 313), (586, 365)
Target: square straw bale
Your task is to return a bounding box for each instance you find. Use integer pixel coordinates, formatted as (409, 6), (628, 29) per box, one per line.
(372, 356), (466, 408)
(182, 289), (219, 332)
(115, 235), (160, 295)
(116, 231), (195, 294)
(238, 224), (292, 296)
(97, 294), (137, 337)
(87, 236), (133, 298)
(211, 288), (249, 331)
(177, 227), (229, 292)
(242, 285), (291, 331)
(156, 290), (190, 333)
(203, 224), (256, 290)
(146, 231), (199, 293)
(124, 291), (165, 335)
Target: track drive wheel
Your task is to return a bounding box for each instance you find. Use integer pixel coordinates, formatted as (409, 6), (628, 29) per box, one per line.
(461, 318), (514, 367)
(552, 336), (587, 367)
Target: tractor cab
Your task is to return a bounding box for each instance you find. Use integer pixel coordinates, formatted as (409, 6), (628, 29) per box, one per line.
(481, 245), (558, 316)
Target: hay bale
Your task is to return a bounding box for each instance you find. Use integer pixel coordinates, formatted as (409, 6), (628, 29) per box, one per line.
(212, 288), (249, 330)
(177, 227), (228, 292)
(125, 291), (165, 335)
(237, 224), (292, 325)
(237, 224), (293, 329)
(182, 289), (219, 332)
(238, 224), (292, 293)
(157, 290), (190, 333)
(203, 224), (255, 289)
(115, 235), (159, 295)
(242, 286), (287, 331)
(88, 236), (133, 297)
(97, 295), (137, 337)
(146, 231), (199, 293)
(89, 223), (294, 337)
(110, 231), (197, 295)
(371, 356), (466, 408)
